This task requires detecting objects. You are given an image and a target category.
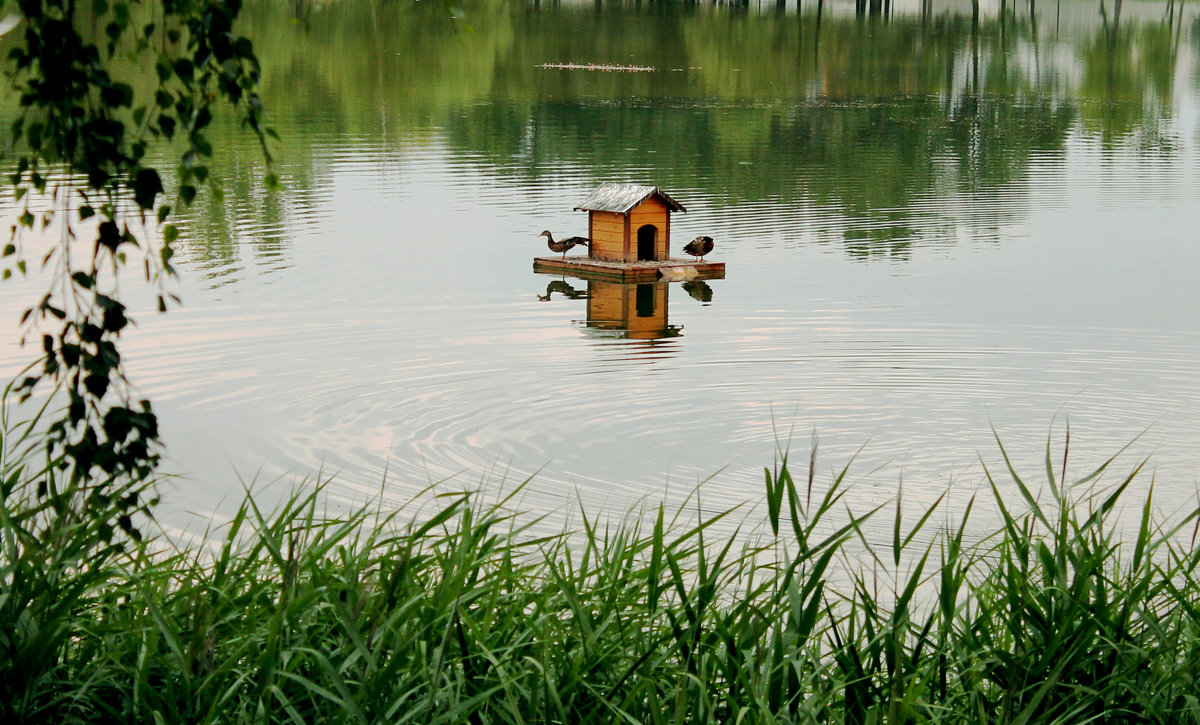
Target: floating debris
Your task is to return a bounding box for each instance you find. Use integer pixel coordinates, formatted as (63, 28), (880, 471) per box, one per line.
(539, 62), (655, 72)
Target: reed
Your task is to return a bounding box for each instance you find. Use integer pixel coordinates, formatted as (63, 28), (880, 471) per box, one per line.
(2, 422), (1199, 723)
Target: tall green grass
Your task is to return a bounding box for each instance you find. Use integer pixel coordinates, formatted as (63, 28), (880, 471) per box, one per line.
(2, 418), (1199, 722)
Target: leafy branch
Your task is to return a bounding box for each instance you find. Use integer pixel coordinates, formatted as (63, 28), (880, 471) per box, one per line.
(2, 0), (275, 520)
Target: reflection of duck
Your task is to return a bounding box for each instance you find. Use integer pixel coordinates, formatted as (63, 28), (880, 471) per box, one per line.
(682, 279), (713, 303)
(539, 230), (590, 259)
(683, 235), (714, 261)
(537, 279), (588, 301)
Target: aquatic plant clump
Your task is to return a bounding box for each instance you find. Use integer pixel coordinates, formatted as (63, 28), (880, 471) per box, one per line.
(1, 433), (1199, 723)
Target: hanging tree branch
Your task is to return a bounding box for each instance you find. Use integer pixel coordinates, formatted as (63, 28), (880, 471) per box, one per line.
(2, 0), (275, 527)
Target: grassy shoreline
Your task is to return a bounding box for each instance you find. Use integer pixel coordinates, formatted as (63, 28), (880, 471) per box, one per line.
(3, 430), (1199, 723)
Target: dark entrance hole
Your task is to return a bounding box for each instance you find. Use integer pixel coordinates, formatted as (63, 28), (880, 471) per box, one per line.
(637, 224), (657, 261)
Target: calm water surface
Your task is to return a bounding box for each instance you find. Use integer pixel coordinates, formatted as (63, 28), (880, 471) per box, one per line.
(3, 0), (1200, 532)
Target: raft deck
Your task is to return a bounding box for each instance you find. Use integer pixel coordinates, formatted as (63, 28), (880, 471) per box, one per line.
(533, 256), (725, 282)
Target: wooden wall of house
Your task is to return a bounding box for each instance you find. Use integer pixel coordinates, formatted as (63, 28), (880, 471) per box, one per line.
(588, 210), (628, 262)
(630, 197), (670, 261)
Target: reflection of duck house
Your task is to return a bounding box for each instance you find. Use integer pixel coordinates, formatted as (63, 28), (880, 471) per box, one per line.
(534, 183), (725, 281)
(584, 279), (681, 340)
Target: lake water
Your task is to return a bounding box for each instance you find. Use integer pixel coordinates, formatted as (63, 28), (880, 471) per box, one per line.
(3, 0), (1200, 535)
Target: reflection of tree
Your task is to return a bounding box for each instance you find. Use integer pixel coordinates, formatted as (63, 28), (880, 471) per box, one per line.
(88, 0), (1186, 266)
(944, 96), (1076, 192)
(435, 7), (1076, 256)
(175, 154), (293, 285)
(1078, 20), (1179, 148)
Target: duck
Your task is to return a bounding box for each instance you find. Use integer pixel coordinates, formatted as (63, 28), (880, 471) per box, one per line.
(683, 235), (714, 262)
(539, 230), (590, 259)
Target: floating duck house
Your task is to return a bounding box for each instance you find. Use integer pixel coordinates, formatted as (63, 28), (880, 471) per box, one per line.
(577, 183), (684, 263)
(534, 183), (725, 281)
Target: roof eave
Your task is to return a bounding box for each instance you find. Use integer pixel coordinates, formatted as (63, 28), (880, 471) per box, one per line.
(653, 189), (687, 213)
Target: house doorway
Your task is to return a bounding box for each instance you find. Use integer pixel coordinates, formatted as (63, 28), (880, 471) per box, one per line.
(637, 225), (657, 261)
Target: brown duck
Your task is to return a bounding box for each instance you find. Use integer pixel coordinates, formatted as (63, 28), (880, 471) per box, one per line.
(539, 230), (590, 259)
(683, 235), (714, 261)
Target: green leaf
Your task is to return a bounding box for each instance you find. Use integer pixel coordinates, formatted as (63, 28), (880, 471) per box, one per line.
(85, 374), (110, 398)
(100, 82), (134, 108)
(102, 300), (128, 333)
(234, 37), (254, 58)
(194, 107), (212, 131)
(98, 221), (122, 251)
(172, 58), (194, 82)
(133, 168), (164, 210)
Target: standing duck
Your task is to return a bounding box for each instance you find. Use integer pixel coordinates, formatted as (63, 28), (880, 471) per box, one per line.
(539, 230), (590, 259)
(683, 235), (714, 262)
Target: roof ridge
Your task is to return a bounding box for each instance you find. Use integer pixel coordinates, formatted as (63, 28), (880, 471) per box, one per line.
(574, 183), (686, 214)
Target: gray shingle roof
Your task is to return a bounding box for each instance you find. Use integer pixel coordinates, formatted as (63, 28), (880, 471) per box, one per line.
(574, 183), (686, 214)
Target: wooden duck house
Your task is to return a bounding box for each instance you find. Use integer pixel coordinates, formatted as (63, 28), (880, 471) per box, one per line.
(575, 183), (685, 263)
(534, 183), (725, 281)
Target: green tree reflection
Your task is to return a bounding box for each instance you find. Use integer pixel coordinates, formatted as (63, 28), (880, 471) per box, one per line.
(105, 0), (1186, 267)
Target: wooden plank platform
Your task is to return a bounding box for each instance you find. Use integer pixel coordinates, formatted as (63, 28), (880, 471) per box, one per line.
(533, 256), (725, 282)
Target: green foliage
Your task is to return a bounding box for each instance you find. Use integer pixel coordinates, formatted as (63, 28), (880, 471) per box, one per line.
(0, 382), (157, 722)
(1, 0), (272, 496)
(2, 416), (1198, 722)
